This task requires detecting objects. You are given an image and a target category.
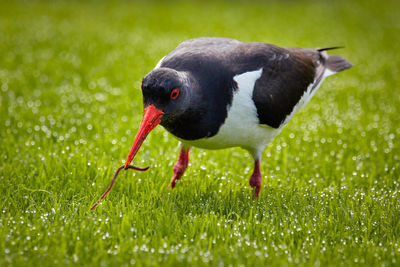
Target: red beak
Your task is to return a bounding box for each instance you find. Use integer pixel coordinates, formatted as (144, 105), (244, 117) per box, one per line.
(124, 105), (164, 169)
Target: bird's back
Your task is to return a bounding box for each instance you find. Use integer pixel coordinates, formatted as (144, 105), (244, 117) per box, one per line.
(158, 37), (352, 140)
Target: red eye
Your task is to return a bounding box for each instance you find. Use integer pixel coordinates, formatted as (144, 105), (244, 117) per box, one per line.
(170, 88), (180, 99)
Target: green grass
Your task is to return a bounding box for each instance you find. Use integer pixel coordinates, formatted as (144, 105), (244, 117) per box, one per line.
(1, 0), (399, 266)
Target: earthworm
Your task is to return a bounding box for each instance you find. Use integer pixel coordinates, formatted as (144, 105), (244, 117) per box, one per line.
(90, 164), (149, 211)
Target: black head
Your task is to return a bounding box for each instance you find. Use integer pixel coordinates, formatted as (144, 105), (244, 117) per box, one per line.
(141, 67), (192, 122)
(123, 67), (195, 169)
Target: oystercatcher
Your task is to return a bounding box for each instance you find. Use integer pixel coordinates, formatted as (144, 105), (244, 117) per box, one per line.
(124, 37), (352, 198)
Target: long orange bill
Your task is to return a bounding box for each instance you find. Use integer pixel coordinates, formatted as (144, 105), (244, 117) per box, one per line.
(124, 104), (164, 169)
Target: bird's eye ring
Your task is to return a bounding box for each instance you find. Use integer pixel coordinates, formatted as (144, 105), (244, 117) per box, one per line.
(170, 88), (180, 99)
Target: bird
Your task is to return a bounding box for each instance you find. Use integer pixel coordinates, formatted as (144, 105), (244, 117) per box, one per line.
(123, 37), (352, 199)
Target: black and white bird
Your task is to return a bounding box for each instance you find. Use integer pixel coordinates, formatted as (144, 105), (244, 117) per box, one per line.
(124, 37), (352, 198)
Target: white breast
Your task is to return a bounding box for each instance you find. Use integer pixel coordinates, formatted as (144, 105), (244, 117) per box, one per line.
(181, 69), (281, 158)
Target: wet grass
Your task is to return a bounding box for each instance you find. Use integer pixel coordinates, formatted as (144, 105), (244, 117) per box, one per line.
(1, 0), (399, 266)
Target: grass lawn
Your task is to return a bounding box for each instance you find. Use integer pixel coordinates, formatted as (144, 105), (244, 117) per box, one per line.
(1, 0), (399, 266)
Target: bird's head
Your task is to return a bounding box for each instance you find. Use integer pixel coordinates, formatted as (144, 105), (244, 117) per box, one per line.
(142, 67), (192, 120)
(124, 68), (193, 169)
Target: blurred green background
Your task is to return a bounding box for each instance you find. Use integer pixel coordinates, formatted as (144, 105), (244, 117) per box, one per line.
(1, 0), (399, 266)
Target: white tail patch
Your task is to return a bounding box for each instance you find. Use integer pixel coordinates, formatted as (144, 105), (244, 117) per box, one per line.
(324, 69), (336, 77)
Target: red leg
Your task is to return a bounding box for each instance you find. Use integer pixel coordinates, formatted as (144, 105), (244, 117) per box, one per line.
(169, 146), (190, 189)
(249, 159), (262, 199)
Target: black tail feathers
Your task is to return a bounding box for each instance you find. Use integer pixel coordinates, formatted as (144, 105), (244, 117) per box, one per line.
(318, 47), (353, 73)
(325, 55), (353, 72)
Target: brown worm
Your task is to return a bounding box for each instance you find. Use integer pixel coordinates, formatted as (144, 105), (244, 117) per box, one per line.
(90, 164), (149, 211)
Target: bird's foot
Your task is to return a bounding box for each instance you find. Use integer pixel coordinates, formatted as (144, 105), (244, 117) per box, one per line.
(249, 176), (261, 199)
(169, 162), (187, 189)
(169, 174), (180, 189)
(249, 160), (262, 199)
(168, 147), (190, 189)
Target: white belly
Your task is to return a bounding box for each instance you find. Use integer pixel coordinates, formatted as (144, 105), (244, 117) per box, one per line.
(181, 121), (281, 156)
